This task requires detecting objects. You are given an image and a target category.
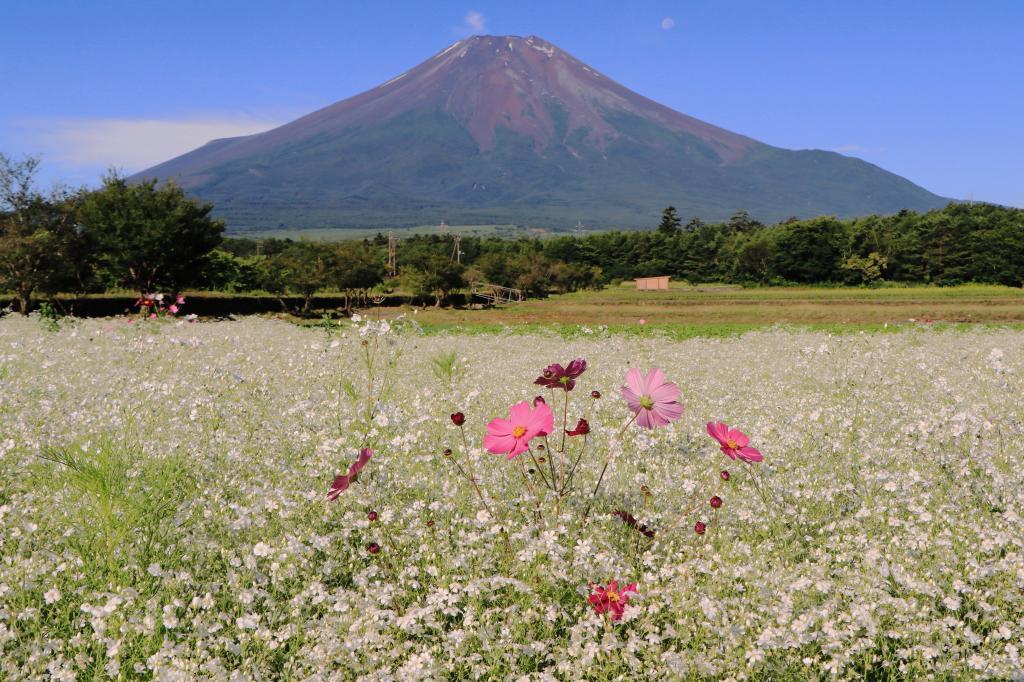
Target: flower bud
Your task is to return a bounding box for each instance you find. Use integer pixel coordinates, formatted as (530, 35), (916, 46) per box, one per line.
(443, 448), (453, 458)
(591, 390), (601, 399)
(709, 496), (722, 509)
(694, 521), (706, 535)
(533, 395), (546, 406)
(450, 412), (465, 426)
(367, 510), (379, 522)
(720, 470), (731, 481)
(367, 542), (381, 554)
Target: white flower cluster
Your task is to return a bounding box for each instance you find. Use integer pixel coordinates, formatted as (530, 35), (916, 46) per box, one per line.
(0, 315), (1021, 678)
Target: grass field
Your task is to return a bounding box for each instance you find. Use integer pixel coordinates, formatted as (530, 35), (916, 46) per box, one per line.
(368, 283), (1024, 336)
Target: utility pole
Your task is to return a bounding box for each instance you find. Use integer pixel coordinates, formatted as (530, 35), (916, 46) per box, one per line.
(387, 231), (397, 277)
(451, 233), (462, 264)
(575, 220), (585, 238)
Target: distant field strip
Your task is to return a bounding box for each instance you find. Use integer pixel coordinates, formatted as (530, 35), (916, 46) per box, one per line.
(383, 284), (1024, 327)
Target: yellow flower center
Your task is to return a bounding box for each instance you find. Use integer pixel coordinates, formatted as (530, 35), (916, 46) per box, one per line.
(607, 591), (620, 603)
(639, 395), (654, 410)
(726, 439), (738, 450)
(512, 425), (527, 438)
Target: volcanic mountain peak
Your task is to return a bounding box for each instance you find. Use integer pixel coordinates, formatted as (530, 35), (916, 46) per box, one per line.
(364, 34), (754, 160)
(136, 34), (948, 230)
(177, 34), (753, 171)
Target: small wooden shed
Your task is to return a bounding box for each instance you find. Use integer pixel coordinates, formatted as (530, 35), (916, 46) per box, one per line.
(634, 276), (670, 291)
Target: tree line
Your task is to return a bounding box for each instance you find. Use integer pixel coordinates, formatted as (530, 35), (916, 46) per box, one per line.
(3, 153), (1023, 316)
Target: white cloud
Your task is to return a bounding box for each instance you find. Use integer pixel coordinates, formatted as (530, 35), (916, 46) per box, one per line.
(661, 17), (675, 30)
(461, 10), (487, 35)
(13, 114), (285, 172)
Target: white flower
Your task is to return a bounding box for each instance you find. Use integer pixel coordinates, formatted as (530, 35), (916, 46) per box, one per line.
(253, 542), (272, 557)
(44, 588), (61, 604)
(236, 614), (259, 629)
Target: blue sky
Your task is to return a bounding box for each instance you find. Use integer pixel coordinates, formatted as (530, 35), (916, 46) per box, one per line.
(1, 0), (1021, 207)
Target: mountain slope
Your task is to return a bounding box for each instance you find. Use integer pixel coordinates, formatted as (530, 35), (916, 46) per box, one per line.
(136, 35), (949, 230)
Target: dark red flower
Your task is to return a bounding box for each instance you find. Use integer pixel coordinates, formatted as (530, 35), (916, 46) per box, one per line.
(613, 509), (655, 538)
(327, 448), (374, 501)
(534, 358), (587, 391)
(591, 390), (602, 399)
(327, 474), (350, 501)
(720, 470), (731, 481)
(450, 412), (465, 426)
(367, 510), (378, 521)
(709, 496), (722, 509)
(349, 448), (372, 478)
(566, 418), (590, 436)
(367, 542), (380, 554)
(694, 521), (707, 535)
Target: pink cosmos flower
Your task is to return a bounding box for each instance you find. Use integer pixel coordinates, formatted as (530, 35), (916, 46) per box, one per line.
(621, 368), (683, 429)
(706, 422), (763, 463)
(483, 400), (553, 459)
(588, 580), (638, 621)
(328, 448), (373, 501)
(168, 304), (179, 314)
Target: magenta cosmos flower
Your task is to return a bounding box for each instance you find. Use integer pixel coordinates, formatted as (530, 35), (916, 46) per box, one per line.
(621, 368), (683, 429)
(534, 358), (587, 391)
(588, 580), (638, 621)
(706, 422), (763, 463)
(327, 448), (373, 501)
(483, 400), (553, 459)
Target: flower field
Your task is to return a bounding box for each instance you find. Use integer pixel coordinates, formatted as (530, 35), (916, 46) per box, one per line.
(0, 315), (1022, 679)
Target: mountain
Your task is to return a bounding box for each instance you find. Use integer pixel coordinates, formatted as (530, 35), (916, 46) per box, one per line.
(135, 35), (949, 231)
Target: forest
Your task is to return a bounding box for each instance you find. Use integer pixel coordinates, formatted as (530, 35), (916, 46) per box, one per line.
(2, 152), (1023, 315)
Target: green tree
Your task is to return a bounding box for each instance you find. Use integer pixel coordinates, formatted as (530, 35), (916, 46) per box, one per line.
(841, 252), (888, 285)
(78, 174), (224, 295)
(773, 217), (846, 282)
(270, 242), (336, 314)
(733, 230), (778, 283)
(401, 254), (465, 306)
(0, 154), (84, 314)
(657, 206), (682, 235)
(334, 242), (385, 309)
(727, 210), (763, 233)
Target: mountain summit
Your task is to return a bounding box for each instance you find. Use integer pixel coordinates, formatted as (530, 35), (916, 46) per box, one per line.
(136, 35), (947, 230)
